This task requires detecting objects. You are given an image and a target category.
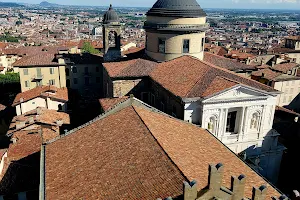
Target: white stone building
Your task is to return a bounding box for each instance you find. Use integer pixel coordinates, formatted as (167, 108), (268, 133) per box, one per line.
(12, 86), (68, 116)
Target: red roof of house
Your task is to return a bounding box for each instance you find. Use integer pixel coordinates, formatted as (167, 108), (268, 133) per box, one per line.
(204, 52), (256, 71)
(13, 53), (59, 67)
(13, 86), (68, 106)
(43, 99), (280, 199)
(150, 56), (277, 99)
(103, 58), (158, 78)
(99, 97), (129, 112)
(272, 63), (299, 73)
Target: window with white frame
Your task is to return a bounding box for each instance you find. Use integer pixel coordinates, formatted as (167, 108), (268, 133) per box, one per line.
(25, 80), (30, 87)
(49, 79), (55, 85)
(49, 68), (55, 74)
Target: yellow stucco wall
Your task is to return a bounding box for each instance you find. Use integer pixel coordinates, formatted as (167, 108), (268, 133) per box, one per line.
(19, 65), (66, 92)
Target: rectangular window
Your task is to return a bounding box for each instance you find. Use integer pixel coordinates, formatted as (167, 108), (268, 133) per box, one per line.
(49, 79), (55, 85)
(201, 38), (205, 51)
(74, 78), (78, 84)
(84, 67), (89, 74)
(36, 68), (42, 76)
(183, 39), (190, 53)
(85, 77), (90, 85)
(96, 77), (101, 83)
(23, 69), (28, 75)
(25, 80), (30, 87)
(36, 81), (42, 87)
(283, 97), (287, 103)
(49, 68), (55, 74)
(290, 88), (294, 94)
(158, 38), (166, 53)
(226, 111), (237, 133)
(286, 81), (290, 86)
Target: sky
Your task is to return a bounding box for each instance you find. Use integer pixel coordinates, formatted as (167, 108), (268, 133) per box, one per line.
(2, 0), (300, 9)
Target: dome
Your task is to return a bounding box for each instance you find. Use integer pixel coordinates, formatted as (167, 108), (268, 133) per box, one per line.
(147, 0), (206, 17)
(103, 4), (119, 24)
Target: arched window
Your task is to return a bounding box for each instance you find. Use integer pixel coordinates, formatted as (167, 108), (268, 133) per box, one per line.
(65, 68), (70, 76)
(109, 31), (117, 47)
(250, 112), (260, 130)
(208, 116), (218, 135)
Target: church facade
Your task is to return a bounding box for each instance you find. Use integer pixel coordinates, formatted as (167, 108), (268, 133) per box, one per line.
(101, 0), (285, 185)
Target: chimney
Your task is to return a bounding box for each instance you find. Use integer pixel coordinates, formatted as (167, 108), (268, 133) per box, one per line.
(20, 98), (24, 103)
(16, 121), (26, 129)
(272, 61), (275, 67)
(292, 190), (300, 200)
(56, 120), (64, 126)
(208, 163), (224, 192)
(183, 180), (197, 200)
(252, 185), (267, 200)
(11, 137), (18, 144)
(231, 175), (246, 200)
(37, 107), (42, 115)
(28, 117), (35, 124)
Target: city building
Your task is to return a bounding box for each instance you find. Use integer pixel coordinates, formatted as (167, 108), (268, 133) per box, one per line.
(39, 97), (284, 200)
(13, 53), (67, 92)
(144, 0), (209, 62)
(12, 86), (68, 116)
(252, 69), (300, 106)
(0, 108), (70, 199)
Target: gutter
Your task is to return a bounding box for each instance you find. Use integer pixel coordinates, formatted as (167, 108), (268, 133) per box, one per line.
(39, 144), (46, 200)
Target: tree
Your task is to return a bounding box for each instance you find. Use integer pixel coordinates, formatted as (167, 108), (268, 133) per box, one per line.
(15, 20), (22, 26)
(82, 42), (100, 54)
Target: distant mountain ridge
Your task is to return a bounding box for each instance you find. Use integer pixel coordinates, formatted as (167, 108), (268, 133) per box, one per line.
(0, 2), (24, 7)
(39, 1), (62, 7)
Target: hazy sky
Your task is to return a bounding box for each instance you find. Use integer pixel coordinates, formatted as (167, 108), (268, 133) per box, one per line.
(2, 0), (300, 9)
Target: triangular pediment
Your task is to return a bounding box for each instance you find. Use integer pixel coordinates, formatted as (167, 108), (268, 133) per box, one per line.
(203, 85), (272, 103)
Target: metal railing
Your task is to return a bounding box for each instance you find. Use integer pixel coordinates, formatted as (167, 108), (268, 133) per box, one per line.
(144, 23), (210, 31)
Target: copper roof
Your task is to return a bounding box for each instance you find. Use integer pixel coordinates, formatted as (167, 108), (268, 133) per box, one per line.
(43, 98), (280, 199)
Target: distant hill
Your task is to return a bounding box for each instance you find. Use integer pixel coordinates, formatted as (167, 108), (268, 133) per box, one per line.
(0, 2), (24, 7)
(39, 1), (61, 7)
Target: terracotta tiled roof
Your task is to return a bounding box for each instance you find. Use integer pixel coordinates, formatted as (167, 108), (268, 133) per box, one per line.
(78, 40), (103, 49)
(252, 68), (281, 81)
(8, 108), (70, 136)
(43, 99), (280, 199)
(276, 106), (300, 117)
(209, 46), (227, 57)
(204, 52), (256, 71)
(13, 53), (58, 67)
(12, 86), (68, 106)
(256, 64), (271, 69)
(272, 62), (299, 73)
(150, 56), (277, 98)
(123, 47), (145, 55)
(103, 58), (158, 78)
(2, 46), (61, 56)
(99, 97), (129, 112)
(286, 35), (300, 41)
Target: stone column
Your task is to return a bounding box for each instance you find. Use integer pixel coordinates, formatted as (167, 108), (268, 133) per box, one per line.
(258, 105), (267, 139)
(242, 107), (249, 141)
(220, 108), (228, 141)
(238, 107), (246, 141)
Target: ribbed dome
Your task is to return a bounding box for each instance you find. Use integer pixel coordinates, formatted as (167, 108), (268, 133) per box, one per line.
(103, 4), (119, 24)
(147, 0), (206, 17)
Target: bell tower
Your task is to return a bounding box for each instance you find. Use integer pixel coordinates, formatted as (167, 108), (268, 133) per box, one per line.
(102, 4), (121, 62)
